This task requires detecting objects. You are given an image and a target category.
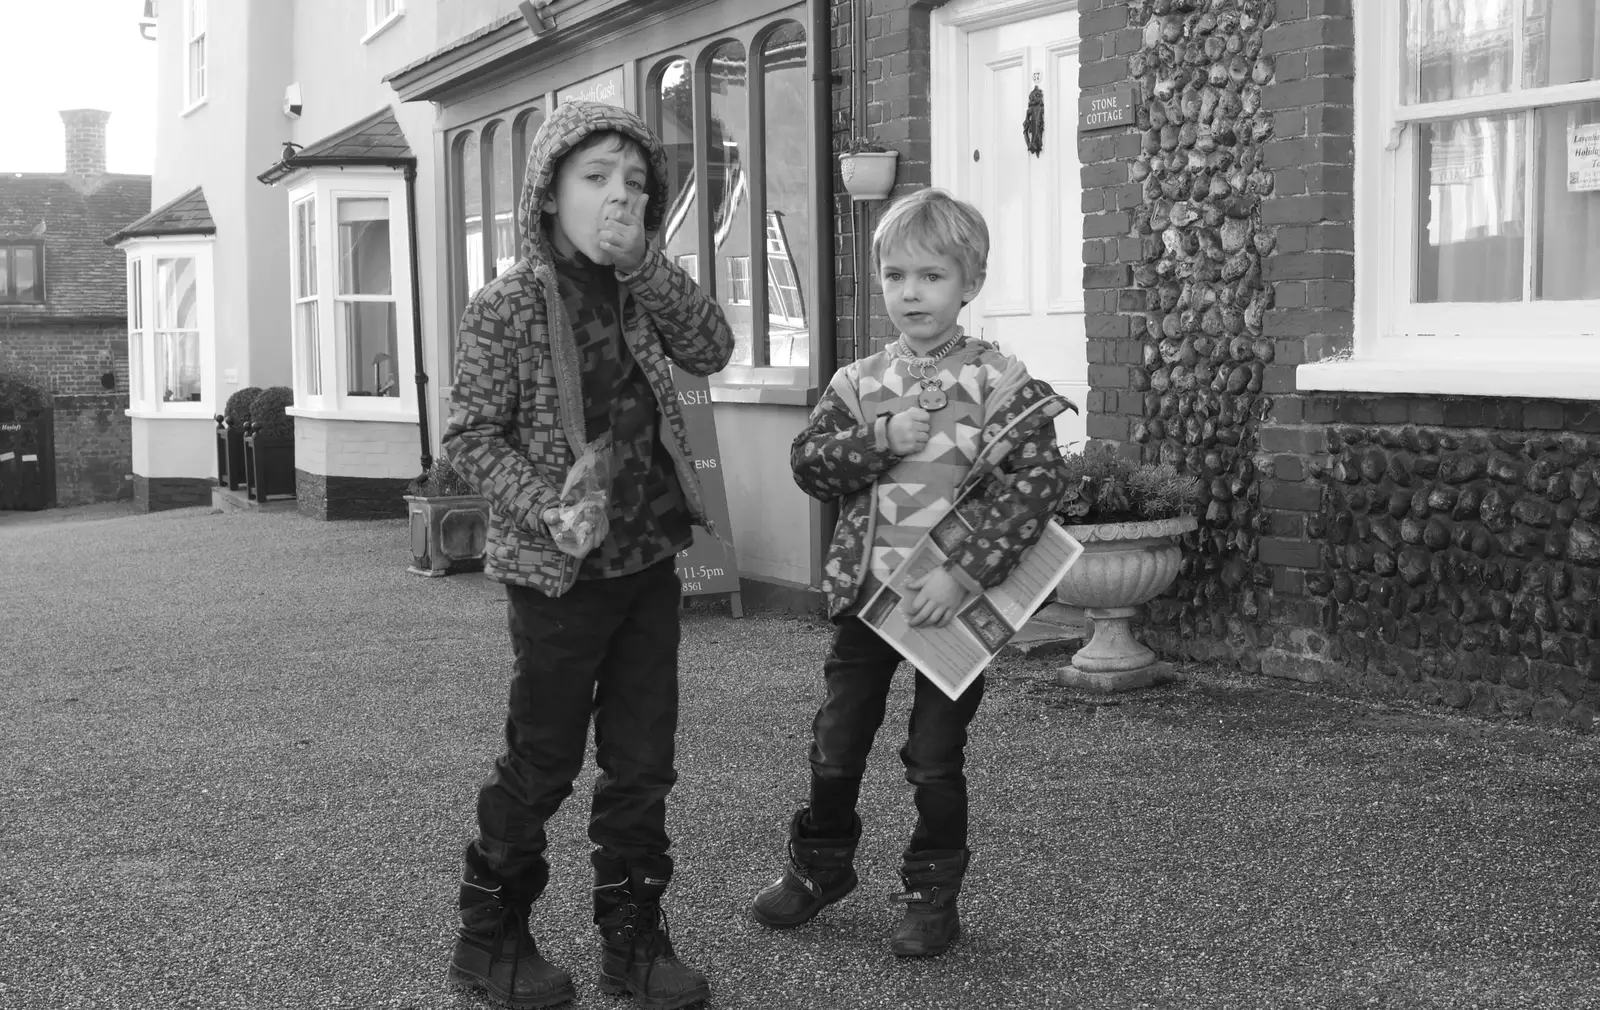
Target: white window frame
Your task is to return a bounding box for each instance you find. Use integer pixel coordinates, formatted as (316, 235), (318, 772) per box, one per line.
(362, 0), (405, 43)
(1302, 0), (1600, 399)
(120, 236), (216, 418)
(283, 168), (418, 423)
(182, 0), (207, 113)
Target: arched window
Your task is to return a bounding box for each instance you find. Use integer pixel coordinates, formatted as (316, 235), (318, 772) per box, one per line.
(650, 57), (698, 283)
(705, 39), (750, 365)
(457, 130), (485, 299)
(759, 21), (809, 367)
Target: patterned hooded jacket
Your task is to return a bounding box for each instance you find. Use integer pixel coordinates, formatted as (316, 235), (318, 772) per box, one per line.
(443, 100), (734, 595)
(793, 341), (1073, 619)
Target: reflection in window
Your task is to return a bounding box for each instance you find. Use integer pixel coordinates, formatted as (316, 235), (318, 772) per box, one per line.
(727, 256), (751, 304)
(707, 41), (750, 364)
(458, 133), (485, 298)
(653, 58), (698, 273)
(1535, 102), (1600, 301)
(676, 253), (699, 284)
(1404, 0), (1514, 104)
(1524, 0), (1600, 89)
(762, 22), (809, 368)
(1415, 114), (1525, 303)
(337, 198), (399, 398)
(155, 257), (201, 402)
(485, 122), (517, 278)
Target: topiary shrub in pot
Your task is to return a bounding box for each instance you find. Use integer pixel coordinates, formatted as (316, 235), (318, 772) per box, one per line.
(243, 385), (296, 502)
(1054, 444), (1202, 691)
(404, 456), (490, 577)
(215, 386), (262, 490)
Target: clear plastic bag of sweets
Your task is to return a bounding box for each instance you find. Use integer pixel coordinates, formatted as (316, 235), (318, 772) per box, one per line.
(547, 435), (613, 560)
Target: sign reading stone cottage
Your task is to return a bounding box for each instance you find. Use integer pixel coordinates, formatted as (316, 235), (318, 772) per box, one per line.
(1079, 85), (1139, 131)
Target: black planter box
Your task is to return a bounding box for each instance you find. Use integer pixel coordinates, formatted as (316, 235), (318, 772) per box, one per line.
(215, 416), (248, 490)
(244, 427), (297, 503)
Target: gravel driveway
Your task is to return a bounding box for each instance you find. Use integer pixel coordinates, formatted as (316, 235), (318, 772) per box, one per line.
(2, 506), (1598, 1009)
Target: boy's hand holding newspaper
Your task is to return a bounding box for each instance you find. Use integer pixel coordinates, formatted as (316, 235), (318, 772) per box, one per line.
(904, 567), (966, 628)
(886, 407), (931, 455)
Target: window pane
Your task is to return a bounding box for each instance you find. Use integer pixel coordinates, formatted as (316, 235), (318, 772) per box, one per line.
(1405, 0), (1514, 103)
(155, 258), (198, 329)
(296, 302), (321, 396)
(190, 37), (205, 101)
(128, 259), (142, 328)
(129, 333), (144, 405)
(341, 302), (399, 397)
(460, 133), (485, 297)
(1415, 114), (1526, 303)
(14, 246), (38, 301)
(160, 332), (201, 402)
(1534, 102), (1600, 300)
(652, 59), (698, 276)
(485, 124), (516, 278)
(1525, 0), (1600, 89)
(295, 199), (317, 297)
(338, 198), (391, 296)
(762, 23), (810, 368)
(0, 248), (8, 298)
(512, 106), (545, 235)
(708, 41), (751, 365)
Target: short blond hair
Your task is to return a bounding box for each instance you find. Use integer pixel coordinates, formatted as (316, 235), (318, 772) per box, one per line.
(871, 188), (989, 284)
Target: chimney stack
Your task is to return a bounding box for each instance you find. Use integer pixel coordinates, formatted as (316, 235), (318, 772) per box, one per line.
(60, 109), (111, 176)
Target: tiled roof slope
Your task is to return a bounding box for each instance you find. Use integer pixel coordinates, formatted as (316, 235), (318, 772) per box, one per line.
(257, 108), (415, 183)
(105, 186), (215, 244)
(0, 173), (152, 322)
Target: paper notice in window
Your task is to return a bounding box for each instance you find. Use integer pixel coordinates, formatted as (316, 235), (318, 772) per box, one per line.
(859, 520), (1085, 701)
(0, 452), (12, 462)
(1569, 124), (1600, 193)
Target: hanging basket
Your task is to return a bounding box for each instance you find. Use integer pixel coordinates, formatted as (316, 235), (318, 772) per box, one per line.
(839, 151), (899, 202)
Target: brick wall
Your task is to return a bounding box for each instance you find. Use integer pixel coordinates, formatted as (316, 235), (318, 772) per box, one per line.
(0, 324), (129, 397)
(0, 324), (131, 507)
(830, 0), (936, 368)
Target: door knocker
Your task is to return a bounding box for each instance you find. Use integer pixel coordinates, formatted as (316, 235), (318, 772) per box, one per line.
(1023, 71), (1044, 156)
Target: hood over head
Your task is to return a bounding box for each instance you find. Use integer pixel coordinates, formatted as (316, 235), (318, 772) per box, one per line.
(516, 100), (671, 269)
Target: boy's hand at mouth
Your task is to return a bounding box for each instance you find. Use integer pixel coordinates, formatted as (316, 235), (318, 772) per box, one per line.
(599, 192), (650, 273)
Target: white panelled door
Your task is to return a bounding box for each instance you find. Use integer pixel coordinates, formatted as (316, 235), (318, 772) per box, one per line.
(958, 11), (1086, 452)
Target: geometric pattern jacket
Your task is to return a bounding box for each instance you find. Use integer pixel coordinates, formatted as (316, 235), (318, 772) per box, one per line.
(792, 338), (1073, 619)
(443, 100), (734, 596)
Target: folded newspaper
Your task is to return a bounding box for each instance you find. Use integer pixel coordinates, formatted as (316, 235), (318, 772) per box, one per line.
(859, 511), (1085, 702)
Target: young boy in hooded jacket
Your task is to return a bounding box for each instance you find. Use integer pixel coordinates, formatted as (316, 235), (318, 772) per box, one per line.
(750, 188), (1071, 957)
(443, 100), (733, 1010)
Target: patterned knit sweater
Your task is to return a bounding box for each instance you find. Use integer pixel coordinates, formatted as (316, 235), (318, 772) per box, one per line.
(792, 337), (1073, 618)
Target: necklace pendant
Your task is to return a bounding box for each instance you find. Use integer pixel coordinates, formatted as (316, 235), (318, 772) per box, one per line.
(917, 383), (948, 411)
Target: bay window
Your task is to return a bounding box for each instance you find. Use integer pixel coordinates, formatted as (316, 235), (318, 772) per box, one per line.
(1312, 0), (1600, 398)
(284, 170), (416, 419)
(123, 239), (214, 415)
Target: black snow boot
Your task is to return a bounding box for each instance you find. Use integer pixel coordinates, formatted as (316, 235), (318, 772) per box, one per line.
(750, 809), (861, 929)
(593, 856), (710, 1010)
(448, 855), (575, 1008)
(888, 848), (968, 958)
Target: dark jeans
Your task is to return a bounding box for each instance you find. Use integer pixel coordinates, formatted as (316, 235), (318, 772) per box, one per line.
(808, 616), (985, 853)
(469, 559), (682, 904)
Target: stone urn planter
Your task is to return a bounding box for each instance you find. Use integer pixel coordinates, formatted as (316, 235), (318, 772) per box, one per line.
(405, 492), (490, 577)
(1055, 514), (1198, 692)
(840, 150), (899, 201)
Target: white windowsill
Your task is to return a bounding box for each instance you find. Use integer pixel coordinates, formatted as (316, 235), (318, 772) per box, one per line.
(1297, 360), (1600, 401)
(126, 407), (213, 420)
(288, 405), (419, 424)
(361, 10), (404, 44)
(180, 97), (208, 118)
